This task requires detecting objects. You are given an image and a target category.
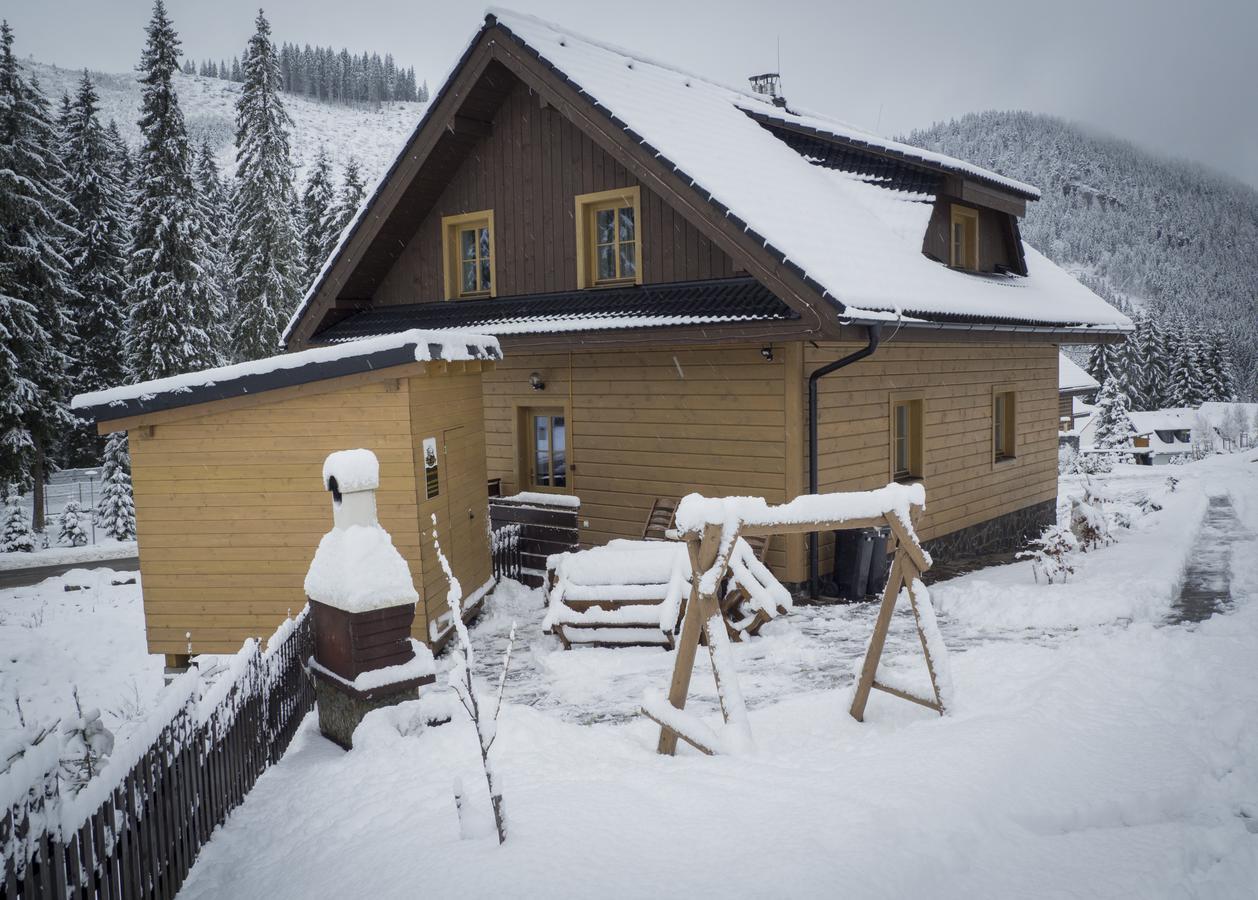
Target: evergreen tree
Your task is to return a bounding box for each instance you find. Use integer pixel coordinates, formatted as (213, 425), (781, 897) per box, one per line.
(0, 23), (78, 532)
(105, 119), (133, 188)
(1136, 314), (1172, 409)
(96, 432), (135, 541)
(1092, 377), (1134, 449)
(124, 0), (217, 381)
(57, 499), (87, 546)
(231, 56), (242, 82)
(1167, 325), (1209, 407)
(328, 156), (365, 237)
(228, 9), (301, 361)
(1086, 341), (1117, 388)
(1201, 329), (1236, 402)
(299, 146), (336, 285)
(1, 502), (34, 552)
(194, 138), (230, 353)
(62, 72), (130, 397)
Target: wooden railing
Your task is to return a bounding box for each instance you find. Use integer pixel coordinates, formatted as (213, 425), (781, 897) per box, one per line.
(490, 523), (522, 582)
(1, 610), (314, 900)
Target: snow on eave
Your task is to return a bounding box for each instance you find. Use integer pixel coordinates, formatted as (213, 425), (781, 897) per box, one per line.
(71, 329), (501, 416)
(1059, 352), (1100, 393)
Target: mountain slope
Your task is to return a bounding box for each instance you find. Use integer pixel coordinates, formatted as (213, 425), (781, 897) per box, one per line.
(908, 111), (1258, 398)
(22, 59), (425, 186)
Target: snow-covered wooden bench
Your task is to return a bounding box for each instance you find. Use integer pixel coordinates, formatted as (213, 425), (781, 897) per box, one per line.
(642, 484), (953, 756)
(544, 536), (791, 649)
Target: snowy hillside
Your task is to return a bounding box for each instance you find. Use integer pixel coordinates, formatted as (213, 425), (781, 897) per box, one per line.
(22, 59), (425, 185)
(908, 112), (1258, 398)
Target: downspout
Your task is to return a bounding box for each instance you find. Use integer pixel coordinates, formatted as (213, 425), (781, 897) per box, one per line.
(808, 323), (882, 599)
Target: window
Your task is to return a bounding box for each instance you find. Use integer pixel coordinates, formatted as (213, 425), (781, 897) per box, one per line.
(423, 437), (440, 499)
(950, 204), (979, 271)
(441, 210), (495, 299)
(891, 398), (923, 482)
(575, 187), (642, 288)
(524, 409), (566, 489)
(993, 391), (1016, 461)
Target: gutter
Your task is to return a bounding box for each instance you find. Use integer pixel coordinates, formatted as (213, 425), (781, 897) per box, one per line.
(807, 323), (882, 599)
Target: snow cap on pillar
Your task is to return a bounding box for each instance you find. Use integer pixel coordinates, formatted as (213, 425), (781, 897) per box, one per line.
(305, 448), (419, 612)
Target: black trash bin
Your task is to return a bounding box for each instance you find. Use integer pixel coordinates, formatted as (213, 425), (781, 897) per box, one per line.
(865, 527), (891, 598)
(832, 529), (873, 603)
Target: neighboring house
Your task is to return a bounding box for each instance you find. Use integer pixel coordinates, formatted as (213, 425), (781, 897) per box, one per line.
(285, 10), (1129, 593)
(1058, 352), (1099, 432)
(1126, 409), (1196, 465)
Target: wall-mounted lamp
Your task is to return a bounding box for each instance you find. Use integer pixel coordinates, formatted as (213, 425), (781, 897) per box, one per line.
(760, 345), (774, 362)
(528, 371), (546, 391)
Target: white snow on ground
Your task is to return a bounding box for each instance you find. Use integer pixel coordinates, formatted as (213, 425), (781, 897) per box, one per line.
(0, 539), (136, 572)
(165, 453), (1258, 899)
(0, 569), (164, 745)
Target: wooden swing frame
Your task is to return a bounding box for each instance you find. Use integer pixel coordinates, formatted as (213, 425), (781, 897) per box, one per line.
(643, 498), (947, 756)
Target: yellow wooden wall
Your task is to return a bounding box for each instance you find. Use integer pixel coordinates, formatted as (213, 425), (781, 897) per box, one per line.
(410, 369), (494, 631)
(130, 368), (493, 656)
(482, 339), (1059, 585)
(482, 345), (793, 575)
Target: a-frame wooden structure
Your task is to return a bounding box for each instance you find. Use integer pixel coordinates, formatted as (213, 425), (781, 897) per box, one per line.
(642, 489), (948, 756)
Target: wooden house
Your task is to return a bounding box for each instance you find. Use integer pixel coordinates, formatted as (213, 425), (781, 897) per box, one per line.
(72, 331), (500, 661)
(1058, 352), (1100, 432)
(284, 11), (1130, 590)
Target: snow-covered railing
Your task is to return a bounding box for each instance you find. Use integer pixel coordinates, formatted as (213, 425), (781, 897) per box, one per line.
(490, 523), (522, 582)
(0, 609), (314, 900)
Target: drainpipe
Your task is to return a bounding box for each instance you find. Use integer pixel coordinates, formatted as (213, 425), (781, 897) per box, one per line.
(808, 323), (882, 599)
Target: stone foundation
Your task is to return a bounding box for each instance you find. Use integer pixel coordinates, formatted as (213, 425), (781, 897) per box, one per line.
(313, 673), (428, 750)
(923, 499), (1056, 562)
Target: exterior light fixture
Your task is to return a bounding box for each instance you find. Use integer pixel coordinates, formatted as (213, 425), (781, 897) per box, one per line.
(529, 372), (545, 391)
(761, 346), (774, 362)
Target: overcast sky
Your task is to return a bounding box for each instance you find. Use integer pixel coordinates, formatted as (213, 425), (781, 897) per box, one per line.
(9, 0), (1257, 187)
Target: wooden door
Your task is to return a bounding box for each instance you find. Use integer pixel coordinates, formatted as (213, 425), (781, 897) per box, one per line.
(440, 425), (479, 600)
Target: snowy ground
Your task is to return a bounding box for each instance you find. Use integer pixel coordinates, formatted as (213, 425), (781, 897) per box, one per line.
(166, 453), (1258, 899)
(0, 540), (137, 572)
(3, 456), (1256, 897)
(0, 568), (165, 745)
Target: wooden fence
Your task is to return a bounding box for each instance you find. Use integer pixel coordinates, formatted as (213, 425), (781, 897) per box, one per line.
(490, 523), (522, 582)
(488, 497), (580, 587)
(1, 609), (314, 900)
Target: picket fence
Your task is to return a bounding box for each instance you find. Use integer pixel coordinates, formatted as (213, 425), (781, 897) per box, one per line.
(1, 609), (314, 900)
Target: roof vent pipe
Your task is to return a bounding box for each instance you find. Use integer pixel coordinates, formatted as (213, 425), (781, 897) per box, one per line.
(807, 324), (882, 599)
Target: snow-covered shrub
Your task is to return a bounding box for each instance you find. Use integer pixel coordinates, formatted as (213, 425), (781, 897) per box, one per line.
(1070, 489), (1112, 552)
(96, 432), (136, 541)
(1058, 444), (1078, 474)
(1165, 476), (1180, 493)
(1017, 524), (1078, 584)
(1066, 451), (1114, 475)
(58, 501), (88, 547)
(58, 689), (114, 794)
(2, 503), (35, 552)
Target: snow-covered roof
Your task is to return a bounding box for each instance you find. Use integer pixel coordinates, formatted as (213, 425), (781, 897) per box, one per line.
(72, 329), (500, 424)
(1059, 353), (1100, 394)
(283, 9), (1130, 344)
(1126, 409), (1197, 435)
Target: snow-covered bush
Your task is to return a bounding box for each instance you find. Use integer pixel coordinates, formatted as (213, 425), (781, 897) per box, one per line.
(2, 503), (35, 552)
(1018, 524), (1078, 584)
(1058, 444), (1078, 474)
(96, 432), (136, 541)
(1070, 484), (1113, 552)
(58, 501), (88, 547)
(58, 689), (114, 794)
(1065, 450), (1114, 475)
(1165, 476), (1180, 493)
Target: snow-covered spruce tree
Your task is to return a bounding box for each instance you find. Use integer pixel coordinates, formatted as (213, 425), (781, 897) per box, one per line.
(328, 156), (366, 238)
(104, 119), (133, 190)
(1086, 341), (1117, 389)
(96, 431), (135, 541)
(228, 10), (301, 361)
(1092, 377), (1134, 450)
(124, 0), (217, 381)
(1167, 324), (1208, 408)
(61, 72), (131, 464)
(57, 500), (87, 547)
(2, 502), (34, 552)
(0, 23), (78, 533)
(300, 146), (337, 286)
(1201, 329), (1236, 403)
(194, 137), (231, 354)
(1136, 314), (1172, 409)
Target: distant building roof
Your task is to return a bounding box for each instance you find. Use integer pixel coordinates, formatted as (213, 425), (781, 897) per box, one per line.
(1059, 353), (1100, 394)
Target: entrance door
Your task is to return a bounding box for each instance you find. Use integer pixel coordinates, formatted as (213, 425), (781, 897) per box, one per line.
(441, 425), (478, 597)
(520, 407), (568, 491)
(419, 426), (476, 634)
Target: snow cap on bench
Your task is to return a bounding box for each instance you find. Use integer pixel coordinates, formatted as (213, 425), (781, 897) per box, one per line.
(305, 449), (419, 613)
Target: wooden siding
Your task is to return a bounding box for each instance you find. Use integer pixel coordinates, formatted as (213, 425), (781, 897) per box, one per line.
(372, 79), (736, 307)
(483, 340), (1058, 586)
(410, 370), (493, 629)
(482, 345), (791, 576)
(807, 339), (1059, 569)
(131, 372), (493, 656)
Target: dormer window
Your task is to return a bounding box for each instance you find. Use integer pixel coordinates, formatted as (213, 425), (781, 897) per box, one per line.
(576, 187), (642, 288)
(950, 204), (979, 271)
(441, 210), (496, 299)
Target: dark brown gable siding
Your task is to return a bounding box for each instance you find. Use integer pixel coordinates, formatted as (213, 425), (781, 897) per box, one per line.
(921, 196), (1019, 274)
(372, 80), (736, 307)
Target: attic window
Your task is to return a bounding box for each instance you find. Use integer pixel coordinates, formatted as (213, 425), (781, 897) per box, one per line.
(950, 204), (979, 271)
(441, 210), (496, 299)
(576, 187), (642, 288)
